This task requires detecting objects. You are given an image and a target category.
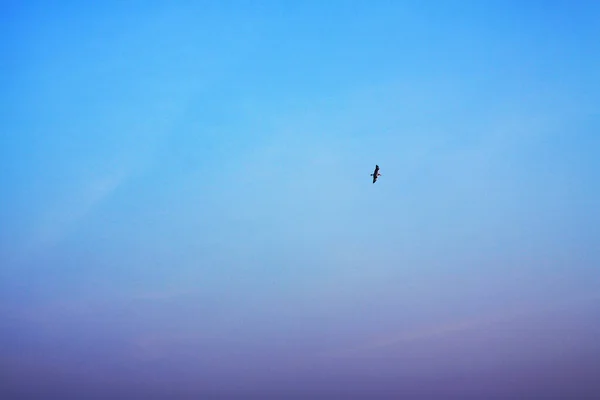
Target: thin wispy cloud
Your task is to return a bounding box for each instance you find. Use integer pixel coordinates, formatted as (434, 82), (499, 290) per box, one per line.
(322, 291), (600, 360)
(32, 172), (125, 248)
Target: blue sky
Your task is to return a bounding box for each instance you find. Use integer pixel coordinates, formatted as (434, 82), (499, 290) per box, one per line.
(2, 1), (599, 398)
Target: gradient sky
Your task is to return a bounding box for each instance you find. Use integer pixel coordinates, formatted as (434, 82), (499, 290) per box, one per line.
(2, 1), (599, 399)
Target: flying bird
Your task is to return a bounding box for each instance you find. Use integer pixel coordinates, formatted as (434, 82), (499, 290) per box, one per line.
(371, 164), (381, 183)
